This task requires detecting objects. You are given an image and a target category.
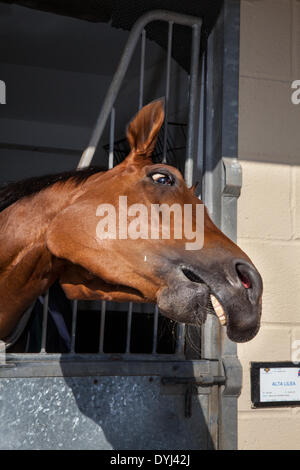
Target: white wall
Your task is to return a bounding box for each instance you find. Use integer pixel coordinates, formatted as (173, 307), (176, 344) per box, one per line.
(237, 0), (300, 450)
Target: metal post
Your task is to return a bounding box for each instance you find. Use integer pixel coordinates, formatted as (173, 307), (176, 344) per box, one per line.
(202, 0), (243, 450)
(219, 0), (243, 451)
(201, 5), (225, 450)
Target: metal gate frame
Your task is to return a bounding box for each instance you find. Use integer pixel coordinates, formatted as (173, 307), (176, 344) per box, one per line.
(202, 0), (243, 449)
(0, 0), (242, 450)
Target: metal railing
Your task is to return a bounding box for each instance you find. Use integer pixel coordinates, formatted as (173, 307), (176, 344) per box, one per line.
(77, 10), (202, 170)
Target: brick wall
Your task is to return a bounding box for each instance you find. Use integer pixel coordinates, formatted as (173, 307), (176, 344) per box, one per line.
(237, 0), (300, 449)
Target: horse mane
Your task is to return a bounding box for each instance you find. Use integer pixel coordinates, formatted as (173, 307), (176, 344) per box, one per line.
(0, 166), (106, 213)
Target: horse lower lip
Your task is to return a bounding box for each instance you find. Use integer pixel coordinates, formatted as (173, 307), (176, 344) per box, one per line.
(210, 294), (227, 326)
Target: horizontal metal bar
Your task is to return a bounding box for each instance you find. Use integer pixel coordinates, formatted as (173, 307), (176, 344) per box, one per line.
(0, 355), (218, 378)
(2, 352), (195, 363)
(78, 9), (202, 168)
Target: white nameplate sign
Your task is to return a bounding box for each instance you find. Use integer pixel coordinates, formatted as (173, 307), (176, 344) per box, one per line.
(260, 367), (300, 402)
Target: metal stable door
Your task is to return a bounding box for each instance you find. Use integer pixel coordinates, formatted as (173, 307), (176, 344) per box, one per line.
(0, 2), (242, 450)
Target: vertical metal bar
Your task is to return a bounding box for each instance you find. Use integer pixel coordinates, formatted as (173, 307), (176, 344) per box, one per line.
(219, 0), (242, 451)
(98, 106), (116, 353)
(127, 18), (133, 349)
(99, 300), (106, 353)
(139, 29), (146, 110)
(184, 23), (201, 187)
(108, 108), (115, 169)
(201, 28), (223, 361)
(125, 303), (133, 354)
(175, 322), (185, 356)
(194, 56), (205, 198)
(70, 300), (78, 353)
(176, 24), (201, 356)
(152, 305), (159, 354)
(40, 291), (49, 353)
(162, 21), (173, 162)
(77, 11), (202, 169)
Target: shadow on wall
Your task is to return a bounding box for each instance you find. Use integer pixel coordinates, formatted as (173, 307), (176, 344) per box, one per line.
(60, 365), (215, 450)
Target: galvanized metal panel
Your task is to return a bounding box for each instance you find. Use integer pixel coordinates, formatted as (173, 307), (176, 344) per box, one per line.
(0, 376), (214, 450)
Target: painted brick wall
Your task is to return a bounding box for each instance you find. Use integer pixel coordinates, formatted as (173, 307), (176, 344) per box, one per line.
(237, 0), (300, 449)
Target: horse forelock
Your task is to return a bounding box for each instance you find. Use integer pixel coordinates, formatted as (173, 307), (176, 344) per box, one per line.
(0, 166), (106, 213)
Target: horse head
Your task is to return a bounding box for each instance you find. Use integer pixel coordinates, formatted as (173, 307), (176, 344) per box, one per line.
(46, 99), (263, 343)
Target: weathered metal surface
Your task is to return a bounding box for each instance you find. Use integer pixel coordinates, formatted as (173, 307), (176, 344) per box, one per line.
(0, 376), (213, 450)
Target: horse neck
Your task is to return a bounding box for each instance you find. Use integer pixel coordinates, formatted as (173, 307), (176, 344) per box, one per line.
(0, 180), (87, 268)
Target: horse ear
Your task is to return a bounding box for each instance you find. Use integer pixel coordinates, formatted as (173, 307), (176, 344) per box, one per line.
(190, 181), (200, 195)
(126, 98), (165, 163)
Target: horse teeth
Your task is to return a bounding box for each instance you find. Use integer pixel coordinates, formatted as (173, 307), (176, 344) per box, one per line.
(210, 294), (227, 326)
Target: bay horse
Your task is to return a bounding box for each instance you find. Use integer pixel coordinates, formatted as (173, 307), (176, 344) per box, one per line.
(0, 99), (262, 346)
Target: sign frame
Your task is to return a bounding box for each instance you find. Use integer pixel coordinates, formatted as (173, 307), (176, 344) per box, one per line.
(251, 361), (300, 408)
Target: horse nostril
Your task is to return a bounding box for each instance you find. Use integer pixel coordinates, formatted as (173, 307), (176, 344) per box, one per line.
(182, 267), (205, 284)
(236, 263), (252, 289)
(233, 260), (263, 305)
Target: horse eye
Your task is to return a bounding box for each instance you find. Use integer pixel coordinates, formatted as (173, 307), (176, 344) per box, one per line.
(151, 173), (173, 185)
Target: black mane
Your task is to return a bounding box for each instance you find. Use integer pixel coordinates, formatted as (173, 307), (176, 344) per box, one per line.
(0, 166), (106, 213)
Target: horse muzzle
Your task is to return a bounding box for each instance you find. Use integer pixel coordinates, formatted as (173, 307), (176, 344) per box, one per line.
(156, 258), (263, 343)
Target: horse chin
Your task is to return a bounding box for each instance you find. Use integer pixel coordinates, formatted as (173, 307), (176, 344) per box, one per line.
(226, 322), (261, 343)
(156, 282), (210, 326)
(225, 302), (262, 343)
